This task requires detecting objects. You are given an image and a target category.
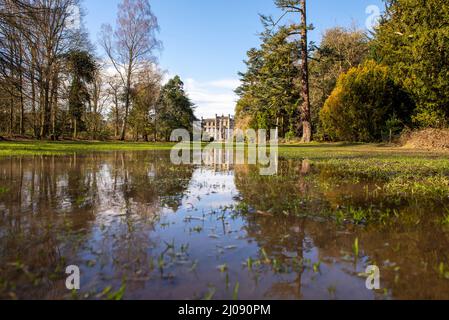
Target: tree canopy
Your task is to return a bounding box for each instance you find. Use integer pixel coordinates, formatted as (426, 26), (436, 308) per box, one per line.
(320, 60), (414, 142)
(235, 27), (301, 139)
(374, 0), (449, 128)
(156, 76), (197, 141)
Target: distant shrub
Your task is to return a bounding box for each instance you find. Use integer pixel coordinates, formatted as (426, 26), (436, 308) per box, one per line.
(319, 60), (414, 142)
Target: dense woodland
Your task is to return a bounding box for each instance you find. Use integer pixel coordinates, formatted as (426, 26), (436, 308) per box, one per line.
(0, 0), (196, 141)
(236, 0), (449, 142)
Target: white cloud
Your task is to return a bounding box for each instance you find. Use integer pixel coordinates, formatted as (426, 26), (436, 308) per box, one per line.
(207, 79), (241, 90)
(104, 67), (240, 119)
(162, 72), (176, 85)
(183, 78), (240, 119)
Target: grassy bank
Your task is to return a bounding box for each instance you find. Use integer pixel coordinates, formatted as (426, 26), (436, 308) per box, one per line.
(0, 141), (176, 156)
(2, 140), (448, 156)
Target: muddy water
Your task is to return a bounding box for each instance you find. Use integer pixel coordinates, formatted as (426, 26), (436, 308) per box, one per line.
(0, 151), (449, 300)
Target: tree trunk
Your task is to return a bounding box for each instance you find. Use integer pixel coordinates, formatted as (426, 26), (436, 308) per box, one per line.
(40, 77), (51, 138)
(51, 72), (59, 140)
(30, 49), (38, 138)
(19, 77), (24, 135)
(120, 66), (133, 141)
(8, 41), (14, 137)
(113, 92), (119, 138)
(299, 0), (312, 143)
(9, 96), (14, 136)
(92, 93), (98, 140)
(73, 118), (77, 139)
(19, 54), (25, 135)
(120, 116), (127, 141)
(38, 81), (44, 139)
(120, 79), (131, 141)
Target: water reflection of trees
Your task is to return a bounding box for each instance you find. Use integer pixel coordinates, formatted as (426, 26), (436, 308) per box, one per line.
(0, 151), (194, 299)
(234, 161), (316, 299)
(234, 160), (449, 299)
(234, 160), (329, 215)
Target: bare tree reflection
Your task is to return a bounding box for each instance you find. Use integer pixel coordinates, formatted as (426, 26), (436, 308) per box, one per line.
(0, 151), (194, 299)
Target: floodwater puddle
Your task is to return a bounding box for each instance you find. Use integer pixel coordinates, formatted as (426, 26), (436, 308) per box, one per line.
(1, 151), (449, 299)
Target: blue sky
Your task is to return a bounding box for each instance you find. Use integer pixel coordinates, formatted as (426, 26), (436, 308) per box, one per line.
(84, 0), (384, 118)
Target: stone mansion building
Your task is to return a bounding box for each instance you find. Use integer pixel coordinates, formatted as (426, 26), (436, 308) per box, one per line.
(201, 115), (235, 142)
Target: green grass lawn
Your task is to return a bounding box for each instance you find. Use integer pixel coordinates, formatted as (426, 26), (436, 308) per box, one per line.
(0, 141), (177, 156)
(0, 140), (447, 161)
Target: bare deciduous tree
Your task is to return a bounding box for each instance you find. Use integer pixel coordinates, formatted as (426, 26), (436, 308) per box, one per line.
(0, 0), (87, 138)
(99, 0), (161, 141)
(105, 74), (123, 138)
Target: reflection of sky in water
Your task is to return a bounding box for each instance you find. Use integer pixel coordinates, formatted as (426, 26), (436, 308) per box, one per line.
(179, 169), (238, 211)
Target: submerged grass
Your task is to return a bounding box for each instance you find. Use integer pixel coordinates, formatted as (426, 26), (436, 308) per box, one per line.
(279, 143), (449, 202)
(385, 176), (449, 199)
(0, 186), (9, 194)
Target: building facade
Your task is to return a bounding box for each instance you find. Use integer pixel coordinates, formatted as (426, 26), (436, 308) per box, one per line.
(201, 115), (235, 141)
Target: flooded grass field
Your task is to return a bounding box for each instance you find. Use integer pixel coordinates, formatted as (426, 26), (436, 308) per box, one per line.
(1, 148), (449, 300)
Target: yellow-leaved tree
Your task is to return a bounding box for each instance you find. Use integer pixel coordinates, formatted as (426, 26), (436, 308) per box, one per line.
(320, 60), (414, 142)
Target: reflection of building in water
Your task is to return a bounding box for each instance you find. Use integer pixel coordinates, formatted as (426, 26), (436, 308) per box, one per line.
(201, 114), (235, 142)
(201, 148), (234, 172)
